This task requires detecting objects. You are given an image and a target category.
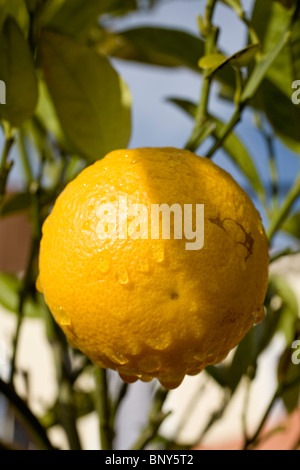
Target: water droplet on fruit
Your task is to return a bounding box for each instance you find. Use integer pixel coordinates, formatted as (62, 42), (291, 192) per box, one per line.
(116, 268), (129, 285)
(109, 351), (128, 365)
(99, 255), (111, 274)
(153, 243), (165, 263)
(56, 308), (72, 327)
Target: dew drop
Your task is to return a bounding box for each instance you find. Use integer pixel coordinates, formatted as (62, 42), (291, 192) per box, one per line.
(56, 307), (72, 327)
(116, 268), (129, 285)
(153, 243), (165, 263)
(109, 351), (129, 365)
(99, 255), (111, 274)
(252, 307), (265, 324)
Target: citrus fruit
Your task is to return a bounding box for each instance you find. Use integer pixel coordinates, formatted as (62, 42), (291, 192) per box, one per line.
(37, 147), (269, 389)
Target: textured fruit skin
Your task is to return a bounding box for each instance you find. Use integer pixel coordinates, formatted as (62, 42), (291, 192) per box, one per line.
(38, 148), (269, 389)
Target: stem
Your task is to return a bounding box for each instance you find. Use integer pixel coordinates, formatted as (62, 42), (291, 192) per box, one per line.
(0, 378), (55, 450)
(131, 386), (170, 450)
(9, 239), (36, 385)
(0, 135), (15, 202)
(17, 129), (33, 187)
(185, 0), (219, 151)
(267, 175), (300, 243)
(95, 367), (114, 450)
(244, 374), (300, 450)
(205, 103), (245, 158)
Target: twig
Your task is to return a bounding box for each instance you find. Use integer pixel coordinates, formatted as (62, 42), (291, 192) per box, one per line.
(0, 134), (15, 203)
(95, 367), (114, 450)
(0, 378), (55, 450)
(244, 374), (300, 450)
(185, 0), (219, 151)
(131, 386), (170, 450)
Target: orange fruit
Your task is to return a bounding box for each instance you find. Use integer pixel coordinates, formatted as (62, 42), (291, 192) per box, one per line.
(37, 148), (269, 389)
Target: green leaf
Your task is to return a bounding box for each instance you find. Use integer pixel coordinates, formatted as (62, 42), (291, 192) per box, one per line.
(251, 0), (300, 97)
(241, 28), (290, 102)
(0, 17), (38, 128)
(271, 274), (299, 343)
(0, 0), (29, 34)
(198, 53), (227, 70)
(213, 117), (264, 196)
(278, 346), (300, 414)
(35, 79), (74, 154)
(281, 211), (300, 240)
(257, 79), (300, 154)
(220, 0), (243, 14)
(167, 98), (264, 196)
(40, 30), (131, 162)
(201, 44), (260, 79)
(274, 0), (297, 10)
(0, 192), (31, 217)
(100, 27), (236, 89)
(103, 27), (205, 71)
(39, 0), (137, 39)
(0, 272), (47, 318)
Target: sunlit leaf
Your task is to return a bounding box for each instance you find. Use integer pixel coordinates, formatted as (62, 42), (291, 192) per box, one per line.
(198, 53), (227, 70)
(99, 27), (236, 88)
(202, 44), (260, 79)
(257, 79), (300, 154)
(40, 30), (131, 162)
(0, 272), (46, 318)
(281, 211), (300, 240)
(38, 0), (138, 39)
(241, 29), (289, 102)
(0, 0), (29, 34)
(271, 274), (299, 344)
(0, 17), (38, 128)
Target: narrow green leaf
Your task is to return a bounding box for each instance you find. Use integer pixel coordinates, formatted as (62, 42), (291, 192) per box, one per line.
(273, 274), (299, 344)
(100, 27), (236, 89)
(281, 211), (300, 240)
(0, 17), (38, 128)
(278, 347), (300, 414)
(257, 79), (300, 154)
(241, 29), (290, 102)
(40, 30), (131, 162)
(0, 0), (29, 34)
(251, 0), (299, 97)
(39, 0), (137, 39)
(220, 0), (243, 14)
(39, 0), (137, 36)
(0, 272), (47, 318)
(202, 44), (260, 79)
(167, 98), (264, 195)
(198, 53), (227, 70)
(35, 79), (74, 154)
